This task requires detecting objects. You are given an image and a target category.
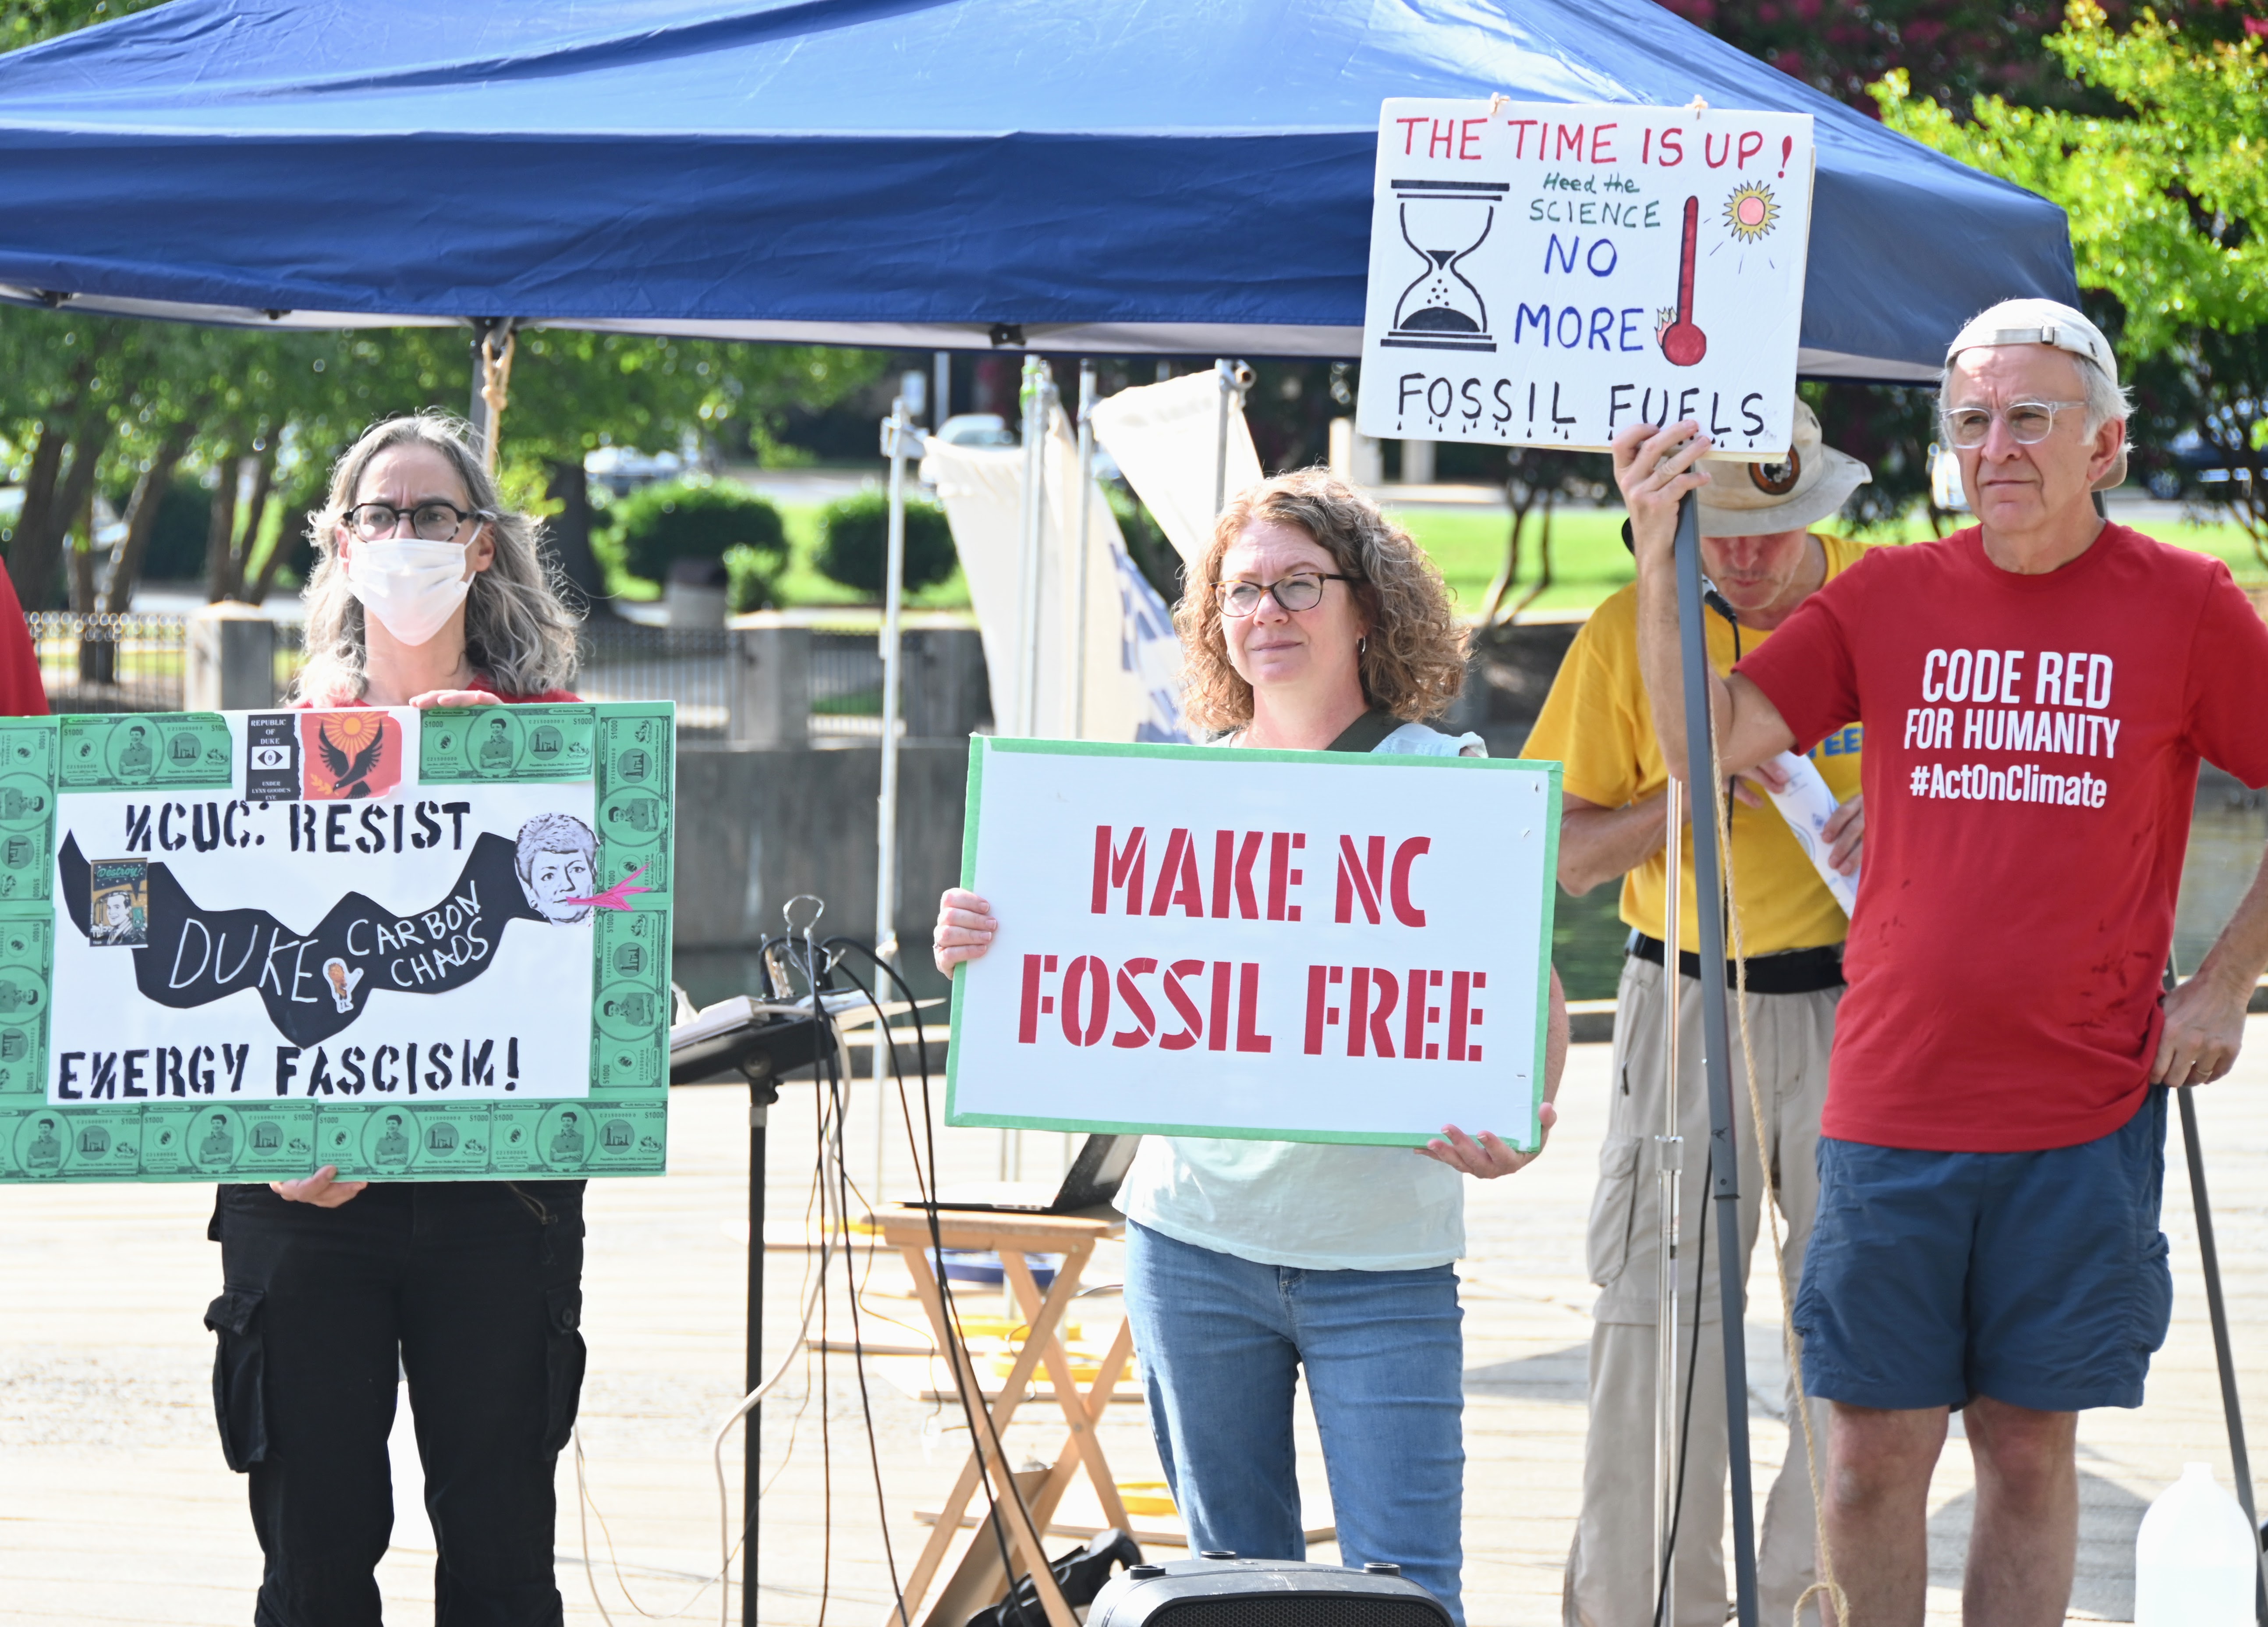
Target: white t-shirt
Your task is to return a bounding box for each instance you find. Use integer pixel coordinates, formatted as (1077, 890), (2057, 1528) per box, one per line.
(1114, 720), (1487, 1270)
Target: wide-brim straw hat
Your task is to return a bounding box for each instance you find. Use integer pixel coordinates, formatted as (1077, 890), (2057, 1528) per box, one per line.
(1697, 400), (1871, 538)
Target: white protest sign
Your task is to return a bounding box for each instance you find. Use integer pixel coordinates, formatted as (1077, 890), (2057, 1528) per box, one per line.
(1355, 99), (1815, 455)
(946, 739), (1559, 1148)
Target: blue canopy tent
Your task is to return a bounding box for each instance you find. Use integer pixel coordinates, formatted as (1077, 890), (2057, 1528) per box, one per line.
(0, 0), (2073, 380)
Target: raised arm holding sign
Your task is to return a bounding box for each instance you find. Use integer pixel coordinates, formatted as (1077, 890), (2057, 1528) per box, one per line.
(936, 469), (1566, 1622)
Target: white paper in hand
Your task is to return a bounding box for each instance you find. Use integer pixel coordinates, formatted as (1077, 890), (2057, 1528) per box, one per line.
(1761, 750), (1857, 916)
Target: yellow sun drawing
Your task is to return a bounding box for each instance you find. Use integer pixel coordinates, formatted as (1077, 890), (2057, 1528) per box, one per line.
(1724, 182), (1779, 243)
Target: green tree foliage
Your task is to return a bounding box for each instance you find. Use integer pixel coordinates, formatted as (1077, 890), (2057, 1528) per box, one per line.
(605, 480), (788, 592)
(0, 0), (168, 51)
(813, 489), (957, 598)
(1878, 6), (2265, 351)
(1650, 0), (2247, 114)
(1878, 1), (2268, 558)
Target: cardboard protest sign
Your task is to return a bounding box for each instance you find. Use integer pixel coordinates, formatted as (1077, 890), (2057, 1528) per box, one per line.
(0, 703), (673, 1184)
(946, 739), (1559, 1148)
(1355, 99), (1815, 456)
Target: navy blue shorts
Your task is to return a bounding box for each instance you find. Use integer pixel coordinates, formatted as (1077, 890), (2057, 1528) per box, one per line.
(1793, 1088), (2172, 1413)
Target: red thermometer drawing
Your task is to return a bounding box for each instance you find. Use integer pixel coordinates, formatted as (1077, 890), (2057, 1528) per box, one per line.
(1660, 195), (1708, 366)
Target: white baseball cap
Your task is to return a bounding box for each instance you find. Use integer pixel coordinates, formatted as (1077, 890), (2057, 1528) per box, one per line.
(1945, 298), (2118, 386)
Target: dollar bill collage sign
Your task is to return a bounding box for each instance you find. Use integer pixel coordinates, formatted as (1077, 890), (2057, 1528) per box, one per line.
(1354, 99), (1816, 457)
(0, 703), (674, 1183)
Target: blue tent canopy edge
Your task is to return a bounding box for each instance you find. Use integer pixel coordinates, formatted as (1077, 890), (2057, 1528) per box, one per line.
(0, 0), (2077, 380)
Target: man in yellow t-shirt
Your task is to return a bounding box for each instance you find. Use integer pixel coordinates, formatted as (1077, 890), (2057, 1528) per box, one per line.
(1524, 401), (1869, 1627)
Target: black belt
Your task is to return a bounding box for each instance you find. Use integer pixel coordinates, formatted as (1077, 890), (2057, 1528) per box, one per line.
(1627, 931), (1845, 995)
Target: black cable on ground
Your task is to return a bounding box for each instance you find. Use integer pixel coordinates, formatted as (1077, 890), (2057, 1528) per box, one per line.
(827, 942), (1036, 1627)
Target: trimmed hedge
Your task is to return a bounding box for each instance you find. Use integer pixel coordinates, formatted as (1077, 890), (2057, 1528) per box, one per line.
(813, 488), (957, 597)
(607, 480), (788, 600)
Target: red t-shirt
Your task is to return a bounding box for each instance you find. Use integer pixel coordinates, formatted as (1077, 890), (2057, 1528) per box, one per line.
(0, 566), (50, 717)
(1737, 523), (2268, 1152)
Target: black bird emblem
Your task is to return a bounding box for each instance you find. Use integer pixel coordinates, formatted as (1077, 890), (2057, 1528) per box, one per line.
(318, 723), (385, 799)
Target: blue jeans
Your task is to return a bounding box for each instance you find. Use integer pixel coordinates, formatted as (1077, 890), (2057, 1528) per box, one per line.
(1121, 1220), (1466, 1622)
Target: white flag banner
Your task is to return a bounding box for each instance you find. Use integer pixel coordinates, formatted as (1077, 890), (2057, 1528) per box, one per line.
(1354, 99), (1816, 456)
(1089, 372), (1264, 567)
(924, 417), (1188, 744)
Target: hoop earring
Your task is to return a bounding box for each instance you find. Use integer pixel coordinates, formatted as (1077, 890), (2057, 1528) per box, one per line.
(1357, 636), (1368, 656)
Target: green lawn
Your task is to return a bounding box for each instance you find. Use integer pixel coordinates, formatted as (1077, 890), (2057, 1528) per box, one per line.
(1388, 505), (2266, 619)
(749, 499), (2264, 617)
(612, 501), (974, 611)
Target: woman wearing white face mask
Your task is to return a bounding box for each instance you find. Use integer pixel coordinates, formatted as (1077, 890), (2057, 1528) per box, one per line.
(203, 413), (588, 1627)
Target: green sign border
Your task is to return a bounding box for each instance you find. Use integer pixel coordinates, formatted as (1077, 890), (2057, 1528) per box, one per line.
(0, 703), (675, 1184)
(944, 735), (1561, 1150)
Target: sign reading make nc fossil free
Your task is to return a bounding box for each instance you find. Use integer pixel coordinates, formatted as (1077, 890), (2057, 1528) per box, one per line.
(1354, 99), (1816, 456)
(0, 703), (675, 1184)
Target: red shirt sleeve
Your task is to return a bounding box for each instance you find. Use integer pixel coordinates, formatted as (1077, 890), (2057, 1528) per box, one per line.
(2184, 565), (2268, 788)
(1731, 557), (1868, 753)
(0, 568), (48, 717)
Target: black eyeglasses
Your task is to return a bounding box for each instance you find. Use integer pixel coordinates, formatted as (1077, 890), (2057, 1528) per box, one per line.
(345, 500), (494, 542)
(1214, 573), (1350, 617)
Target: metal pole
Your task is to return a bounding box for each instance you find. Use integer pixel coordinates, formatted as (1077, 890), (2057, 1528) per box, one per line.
(1672, 490), (1760, 1627)
(2176, 1083), (2268, 1621)
(743, 1077), (779, 1627)
(1654, 777), (1684, 1622)
(932, 351), (951, 430)
(1211, 359), (1254, 521)
(872, 397), (914, 1196)
(1014, 358), (1050, 739)
(1070, 362), (1097, 740)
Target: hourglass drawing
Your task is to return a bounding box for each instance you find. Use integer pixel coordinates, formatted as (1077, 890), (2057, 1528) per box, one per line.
(1380, 178), (1510, 353)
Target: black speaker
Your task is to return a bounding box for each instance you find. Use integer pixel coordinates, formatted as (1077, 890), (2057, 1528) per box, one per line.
(1084, 1556), (1453, 1627)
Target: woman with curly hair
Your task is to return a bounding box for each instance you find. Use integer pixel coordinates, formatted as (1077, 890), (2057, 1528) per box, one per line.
(206, 412), (589, 1627)
(934, 468), (1566, 1622)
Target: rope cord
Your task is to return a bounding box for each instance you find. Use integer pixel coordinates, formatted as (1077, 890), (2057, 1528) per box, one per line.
(479, 325), (516, 420)
(1703, 721), (1848, 1627)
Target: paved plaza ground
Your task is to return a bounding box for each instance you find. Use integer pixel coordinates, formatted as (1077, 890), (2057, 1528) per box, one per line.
(7, 1020), (2268, 1625)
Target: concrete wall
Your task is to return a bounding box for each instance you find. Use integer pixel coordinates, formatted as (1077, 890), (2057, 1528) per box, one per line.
(674, 739), (969, 967)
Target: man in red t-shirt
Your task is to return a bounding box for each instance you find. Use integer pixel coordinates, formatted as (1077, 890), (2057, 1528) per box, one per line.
(1616, 299), (2268, 1626)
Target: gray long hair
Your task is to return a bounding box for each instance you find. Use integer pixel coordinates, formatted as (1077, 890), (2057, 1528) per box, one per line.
(295, 413), (580, 702)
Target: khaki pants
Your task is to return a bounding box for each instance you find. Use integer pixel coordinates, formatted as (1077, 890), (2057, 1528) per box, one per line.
(1563, 956), (1839, 1627)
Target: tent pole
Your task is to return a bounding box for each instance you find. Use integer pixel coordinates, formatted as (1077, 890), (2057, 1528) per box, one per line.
(1672, 490), (1760, 1627)
(872, 395), (914, 1196)
(1015, 357), (1049, 738)
(1070, 361), (1097, 740)
(933, 351), (951, 430)
(1654, 777), (1684, 1623)
(1214, 358), (1232, 516)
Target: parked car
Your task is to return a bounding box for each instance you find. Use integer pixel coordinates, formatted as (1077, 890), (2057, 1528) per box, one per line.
(934, 413), (1017, 448)
(931, 412), (1122, 479)
(586, 446), (686, 497)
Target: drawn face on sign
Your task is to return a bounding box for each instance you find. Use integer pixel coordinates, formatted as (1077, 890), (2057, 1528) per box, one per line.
(515, 813), (599, 924)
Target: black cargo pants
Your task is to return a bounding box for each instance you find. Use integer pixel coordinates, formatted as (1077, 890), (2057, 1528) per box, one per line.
(205, 1179), (588, 1627)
